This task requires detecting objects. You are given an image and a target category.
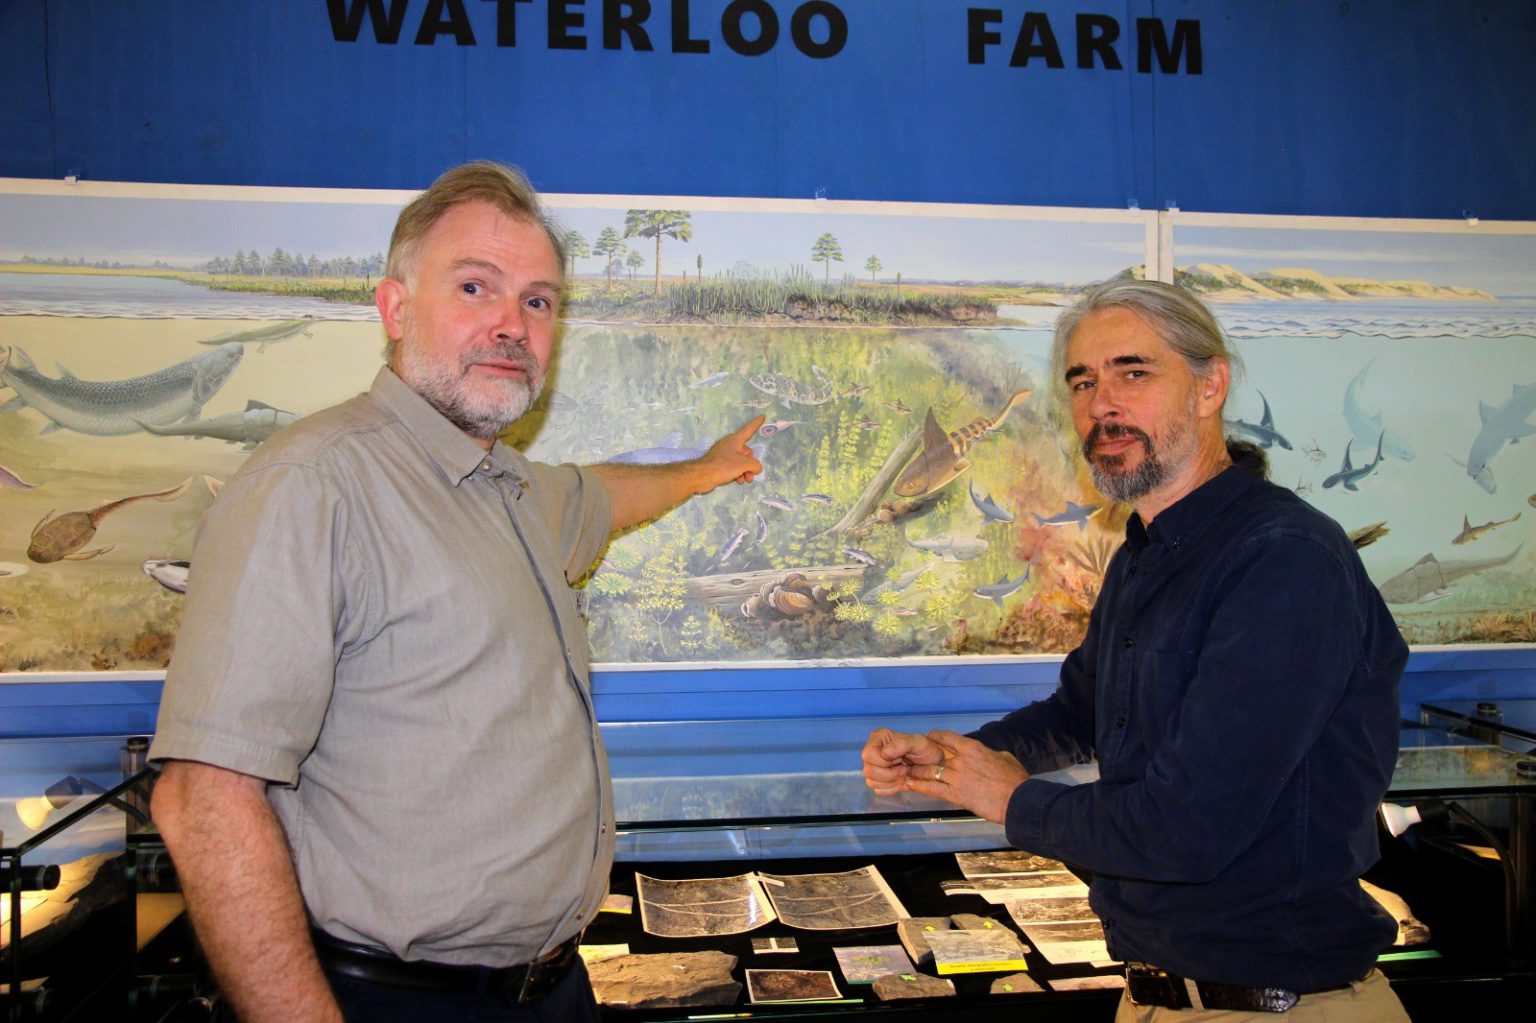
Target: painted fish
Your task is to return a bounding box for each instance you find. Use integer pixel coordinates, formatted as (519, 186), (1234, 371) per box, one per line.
(842, 545), (879, 566)
(1344, 360), (1415, 462)
(28, 478), (193, 563)
(1, 343), (245, 437)
(895, 389), (1031, 498)
(1462, 381), (1536, 493)
(972, 570), (1030, 609)
(1303, 439), (1326, 465)
(1378, 545), (1523, 604)
(1293, 478), (1312, 498)
(905, 530), (989, 562)
(1347, 521), (1389, 550)
(1225, 391), (1292, 450)
(883, 400), (911, 415)
(841, 384), (870, 398)
(759, 419), (803, 437)
(755, 512), (768, 543)
(135, 399), (296, 450)
(1451, 512), (1521, 546)
(142, 558), (191, 594)
(758, 495), (794, 512)
(969, 480), (1014, 524)
(0, 561), (29, 578)
(605, 432), (708, 465)
(200, 317), (315, 352)
(861, 564), (934, 601)
(855, 418), (881, 431)
(802, 493), (834, 506)
(1322, 432), (1384, 491)
(748, 365), (833, 406)
(0, 461), (39, 489)
(690, 371), (731, 389)
(1033, 500), (1101, 531)
(706, 528), (750, 572)
(739, 398), (772, 410)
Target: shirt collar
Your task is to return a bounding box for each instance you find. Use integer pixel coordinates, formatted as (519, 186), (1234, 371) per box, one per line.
(366, 367), (531, 488)
(1124, 463), (1263, 552)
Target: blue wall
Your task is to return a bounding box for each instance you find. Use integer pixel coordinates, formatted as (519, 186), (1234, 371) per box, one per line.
(3, 2), (1534, 219)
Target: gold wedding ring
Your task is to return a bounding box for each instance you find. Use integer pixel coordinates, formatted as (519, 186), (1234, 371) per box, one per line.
(935, 765), (946, 783)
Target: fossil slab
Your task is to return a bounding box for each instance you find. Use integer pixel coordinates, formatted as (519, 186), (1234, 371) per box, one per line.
(587, 951), (741, 1009)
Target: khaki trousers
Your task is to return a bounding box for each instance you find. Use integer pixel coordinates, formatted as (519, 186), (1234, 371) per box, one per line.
(1115, 969), (1409, 1023)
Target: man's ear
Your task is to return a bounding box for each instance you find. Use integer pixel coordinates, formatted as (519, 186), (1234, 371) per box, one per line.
(1197, 358), (1231, 419)
(376, 278), (406, 342)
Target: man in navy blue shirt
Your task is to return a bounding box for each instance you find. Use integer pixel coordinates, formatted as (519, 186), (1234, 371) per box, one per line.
(863, 280), (1409, 1020)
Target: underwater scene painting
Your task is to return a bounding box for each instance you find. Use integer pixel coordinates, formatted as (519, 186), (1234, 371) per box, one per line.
(0, 183), (1531, 673)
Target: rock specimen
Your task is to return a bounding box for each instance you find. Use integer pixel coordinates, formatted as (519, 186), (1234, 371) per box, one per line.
(587, 951), (741, 1009)
(871, 972), (956, 1000)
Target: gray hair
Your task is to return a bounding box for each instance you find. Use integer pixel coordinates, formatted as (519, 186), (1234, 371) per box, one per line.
(1048, 278), (1243, 407)
(385, 160), (566, 285)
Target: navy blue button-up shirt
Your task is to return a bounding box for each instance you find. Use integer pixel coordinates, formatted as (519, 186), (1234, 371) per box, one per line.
(974, 462), (1405, 991)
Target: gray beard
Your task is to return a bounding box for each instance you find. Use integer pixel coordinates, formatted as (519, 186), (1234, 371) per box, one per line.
(1083, 421), (1178, 504)
(395, 332), (542, 441)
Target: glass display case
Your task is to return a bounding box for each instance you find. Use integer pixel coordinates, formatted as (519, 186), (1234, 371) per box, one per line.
(1420, 698), (1536, 753)
(2, 735), (160, 1021)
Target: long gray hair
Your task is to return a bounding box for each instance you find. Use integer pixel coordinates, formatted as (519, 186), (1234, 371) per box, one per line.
(1048, 278), (1244, 407)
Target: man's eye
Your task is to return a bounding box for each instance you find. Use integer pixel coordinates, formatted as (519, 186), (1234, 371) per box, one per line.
(460, 282), (482, 296)
(1071, 380), (1094, 392)
(527, 296), (551, 311)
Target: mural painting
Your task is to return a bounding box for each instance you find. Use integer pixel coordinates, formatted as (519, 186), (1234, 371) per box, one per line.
(1, 184), (1531, 674)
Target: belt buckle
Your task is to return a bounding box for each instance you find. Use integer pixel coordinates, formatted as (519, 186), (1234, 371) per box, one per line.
(515, 935), (575, 1003)
(1125, 963), (1191, 1009)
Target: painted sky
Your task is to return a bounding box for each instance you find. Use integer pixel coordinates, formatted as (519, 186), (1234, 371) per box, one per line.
(1174, 226), (1536, 298)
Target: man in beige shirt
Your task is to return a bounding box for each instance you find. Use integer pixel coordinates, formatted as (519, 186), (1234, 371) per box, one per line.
(150, 161), (761, 1022)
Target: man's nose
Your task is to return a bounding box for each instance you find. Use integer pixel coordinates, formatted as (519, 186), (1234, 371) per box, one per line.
(494, 299), (529, 345)
(1089, 379), (1121, 418)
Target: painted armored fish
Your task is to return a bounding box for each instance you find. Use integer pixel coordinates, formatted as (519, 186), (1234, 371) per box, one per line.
(1033, 500), (1101, 531)
(1322, 432), (1384, 491)
(0, 343), (244, 436)
(28, 478), (193, 563)
(1224, 391), (1292, 451)
(861, 563), (934, 602)
(972, 570), (1030, 609)
(748, 365), (834, 406)
(895, 389), (1032, 498)
(1344, 360), (1414, 462)
(142, 558), (191, 594)
(1451, 512), (1521, 546)
(1378, 545), (1524, 604)
(134, 399), (297, 450)
(969, 480), (1014, 525)
(1347, 521), (1390, 550)
(1461, 381), (1536, 494)
(705, 528), (750, 572)
(903, 526), (989, 563)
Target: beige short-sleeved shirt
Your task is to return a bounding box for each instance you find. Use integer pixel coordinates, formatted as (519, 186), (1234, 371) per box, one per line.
(151, 367), (615, 967)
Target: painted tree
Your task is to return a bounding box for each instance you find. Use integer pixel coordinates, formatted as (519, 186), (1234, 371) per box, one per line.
(865, 254), (883, 282)
(562, 229), (590, 279)
(626, 248), (645, 280)
(812, 233), (844, 282)
(593, 227), (624, 289)
(624, 209), (693, 296)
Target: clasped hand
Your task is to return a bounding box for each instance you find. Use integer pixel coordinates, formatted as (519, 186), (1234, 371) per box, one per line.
(861, 728), (1029, 826)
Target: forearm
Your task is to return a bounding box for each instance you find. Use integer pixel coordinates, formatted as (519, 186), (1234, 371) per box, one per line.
(586, 460), (718, 532)
(152, 761), (341, 1023)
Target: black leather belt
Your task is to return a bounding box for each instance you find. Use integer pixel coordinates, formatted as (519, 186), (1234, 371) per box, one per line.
(1125, 962), (1351, 1013)
(311, 928), (580, 1003)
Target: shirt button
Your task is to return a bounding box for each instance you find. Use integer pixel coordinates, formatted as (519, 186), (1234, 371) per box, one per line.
(1122, 636), (1134, 649)
(480, 459), (492, 472)
(1115, 716), (1127, 727)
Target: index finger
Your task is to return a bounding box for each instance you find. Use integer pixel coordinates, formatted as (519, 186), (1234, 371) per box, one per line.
(732, 415), (767, 445)
(923, 729), (978, 756)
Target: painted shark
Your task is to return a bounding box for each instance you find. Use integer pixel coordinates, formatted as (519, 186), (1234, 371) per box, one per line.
(0, 343), (244, 436)
(1451, 512), (1521, 546)
(894, 389), (1031, 498)
(972, 570), (1030, 609)
(1462, 382), (1536, 493)
(1224, 391), (1292, 450)
(969, 480), (1015, 524)
(1322, 432), (1384, 491)
(1033, 500), (1100, 531)
(135, 400), (297, 450)
(1378, 545), (1523, 604)
(1343, 360), (1415, 462)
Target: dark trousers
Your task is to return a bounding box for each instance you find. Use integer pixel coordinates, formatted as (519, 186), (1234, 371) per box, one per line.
(212, 958), (602, 1023)
(325, 958), (602, 1023)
